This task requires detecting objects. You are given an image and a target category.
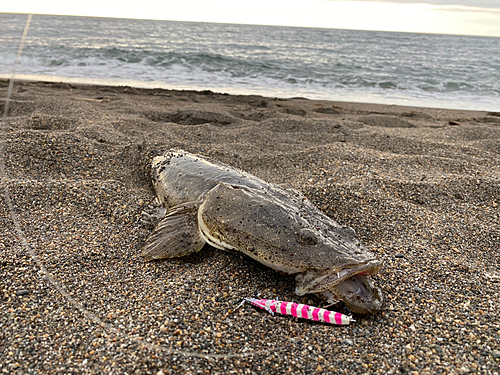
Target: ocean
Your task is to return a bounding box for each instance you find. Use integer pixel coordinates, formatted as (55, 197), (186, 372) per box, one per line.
(1, 13), (499, 111)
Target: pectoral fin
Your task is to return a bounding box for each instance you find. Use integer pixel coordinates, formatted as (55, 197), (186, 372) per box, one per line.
(142, 201), (205, 260)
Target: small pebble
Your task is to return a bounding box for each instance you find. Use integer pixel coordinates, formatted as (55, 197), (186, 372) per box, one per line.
(16, 290), (29, 296)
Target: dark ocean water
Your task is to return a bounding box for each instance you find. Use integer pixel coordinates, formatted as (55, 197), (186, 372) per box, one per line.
(1, 13), (499, 111)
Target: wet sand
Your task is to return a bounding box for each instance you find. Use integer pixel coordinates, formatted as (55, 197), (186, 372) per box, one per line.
(1, 80), (499, 374)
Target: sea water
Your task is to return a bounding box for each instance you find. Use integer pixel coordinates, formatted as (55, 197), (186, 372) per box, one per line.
(1, 13), (499, 111)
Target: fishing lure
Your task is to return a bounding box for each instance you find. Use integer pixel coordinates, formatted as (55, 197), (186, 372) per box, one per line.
(240, 298), (355, 325)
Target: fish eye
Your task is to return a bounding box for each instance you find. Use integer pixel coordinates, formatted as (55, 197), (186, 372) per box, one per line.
(297, 229), (318, 246)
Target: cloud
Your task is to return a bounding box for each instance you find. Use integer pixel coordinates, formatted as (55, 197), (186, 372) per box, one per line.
(326, 0), (500, 10)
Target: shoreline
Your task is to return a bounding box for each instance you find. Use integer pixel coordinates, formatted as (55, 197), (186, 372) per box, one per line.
(2, 75), (498, 113)
(1, 79), (499, 374)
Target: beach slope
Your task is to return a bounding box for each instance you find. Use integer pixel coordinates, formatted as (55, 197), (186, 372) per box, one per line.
(1, 80), (499, 374)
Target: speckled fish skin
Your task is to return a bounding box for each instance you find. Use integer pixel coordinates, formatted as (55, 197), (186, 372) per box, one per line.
(143, 150), (384, 314)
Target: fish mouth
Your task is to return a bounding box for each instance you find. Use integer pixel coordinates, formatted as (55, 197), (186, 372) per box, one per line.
(319, 274), (384, 314)
(324, 261), (383, 314)
(297, 260), (384, 314)
(297, 259), (381, 293)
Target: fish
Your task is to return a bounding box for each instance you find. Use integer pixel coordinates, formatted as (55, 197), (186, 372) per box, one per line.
(142, 150), (384, 314)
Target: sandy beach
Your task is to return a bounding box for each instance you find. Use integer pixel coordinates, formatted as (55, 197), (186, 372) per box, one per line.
(1, 79), (499, 374)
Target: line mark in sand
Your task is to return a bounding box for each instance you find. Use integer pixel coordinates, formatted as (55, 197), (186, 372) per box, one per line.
(0, 14), (280, 360)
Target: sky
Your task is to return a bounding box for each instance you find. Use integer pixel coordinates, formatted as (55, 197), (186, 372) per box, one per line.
(3, 0), (500, 37)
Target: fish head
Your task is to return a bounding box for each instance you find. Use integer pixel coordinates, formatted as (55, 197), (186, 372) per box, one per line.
(198, 182), (384, 314)
(292, 235), (384, 315)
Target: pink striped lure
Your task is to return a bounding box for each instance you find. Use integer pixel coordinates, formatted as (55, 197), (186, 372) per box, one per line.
(241, 298), (355, 325)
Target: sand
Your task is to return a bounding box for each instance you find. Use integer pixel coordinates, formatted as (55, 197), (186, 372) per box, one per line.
(1, 79), (499, 374)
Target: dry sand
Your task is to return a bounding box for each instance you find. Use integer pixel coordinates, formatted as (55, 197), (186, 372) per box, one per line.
(1, 80), (499, 374)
